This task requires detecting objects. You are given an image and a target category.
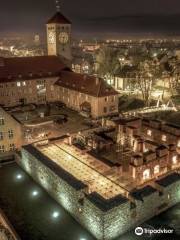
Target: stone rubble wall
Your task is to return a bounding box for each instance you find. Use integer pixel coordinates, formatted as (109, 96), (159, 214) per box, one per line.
(18, 149), (180, 240)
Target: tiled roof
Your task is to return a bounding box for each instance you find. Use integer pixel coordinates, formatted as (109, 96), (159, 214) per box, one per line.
(55, 71), (119, 97)
(47, 12), (71, 24)
(0, 56), (70, 83)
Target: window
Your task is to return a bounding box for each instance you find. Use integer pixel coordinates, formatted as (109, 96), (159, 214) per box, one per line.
(147, 129), (152, 136)
(172, 155), (177, 165)
(9, 143), (15, 151)
(143, 169), (150, 180)
(154, 165), (160, 174)
(177, 140), (180, 148)
(109, 106), (116, 112)
(0, 145), (5, 153)
(0, 132), (3, 140)
(17, 82), (21, 87)
(162, 135), (167, 142)
(22, 81), (26, 86)
(0, 117), (4, 125)
(103, 107), (107, 113)
(8, 129), (14, 139)
(105, 97), (108, 102)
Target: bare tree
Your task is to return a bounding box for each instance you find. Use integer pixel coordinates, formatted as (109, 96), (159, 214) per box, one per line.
(136, 60), (160, 106)
(95, 46), (120, 82)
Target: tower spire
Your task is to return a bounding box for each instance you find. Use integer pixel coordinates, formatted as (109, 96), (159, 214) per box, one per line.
(55, 0), (60, 12)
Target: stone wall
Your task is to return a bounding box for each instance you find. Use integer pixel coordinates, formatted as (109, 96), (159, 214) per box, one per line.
(18, 147), (180, 240)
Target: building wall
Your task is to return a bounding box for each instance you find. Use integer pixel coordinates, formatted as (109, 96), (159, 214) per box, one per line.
(0, 107), (22, 153)
(56, 85), (119, 118)
(142, 124), (180, 150)
(0, 77), (59, 107)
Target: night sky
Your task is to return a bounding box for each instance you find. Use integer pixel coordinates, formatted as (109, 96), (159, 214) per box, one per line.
(1, 0), (180, 38)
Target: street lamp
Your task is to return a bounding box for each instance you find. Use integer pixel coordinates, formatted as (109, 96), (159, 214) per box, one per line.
(52, 211), (60, 219)
(16, 174), (22, 180)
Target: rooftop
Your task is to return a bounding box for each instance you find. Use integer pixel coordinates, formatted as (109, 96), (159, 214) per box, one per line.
(0, 56), (70, 83)
(56, 71), (119, 97)
(47, 11), (71, 24)
(130, 185), (157, 201)
(155, 173), (180, 187)
(86, 192), (128, 212)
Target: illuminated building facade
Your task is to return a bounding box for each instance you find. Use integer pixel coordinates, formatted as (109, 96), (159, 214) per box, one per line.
(47, 11), (72, 61)
(0, 107), (22, 153)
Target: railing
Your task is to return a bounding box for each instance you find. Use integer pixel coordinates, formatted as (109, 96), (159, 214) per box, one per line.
(123, 106), (177, 117)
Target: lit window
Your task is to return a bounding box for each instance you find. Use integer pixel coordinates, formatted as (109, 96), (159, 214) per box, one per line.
(8, 129), (14, 139)
(22, 81), (26, 86)
(143, 169), (150, 180)
(144, 147), (148, 153)
(162, 135), (167, 142)
(154, 165), (160, 174)
(0, 117), (5, 125)
(17, 82), (21, 87)
(9, 143), (15, 151)
(0, 145), (5, 153)
(177, 140), (180, 148)
(172, 155), (177, 165)
(0, 132), (3, 140)
(147, 130), (152, 136)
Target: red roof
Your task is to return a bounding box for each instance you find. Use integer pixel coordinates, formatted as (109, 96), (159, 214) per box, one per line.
(47, 12), (71, 24)
(55, 71), (118, 97)
(0, 56), (70, 83)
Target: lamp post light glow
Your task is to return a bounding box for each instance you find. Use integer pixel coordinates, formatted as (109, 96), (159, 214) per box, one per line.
(32, 190), (39, 197)
(52, 211), (60, 219)
(16, 174), (22, 180)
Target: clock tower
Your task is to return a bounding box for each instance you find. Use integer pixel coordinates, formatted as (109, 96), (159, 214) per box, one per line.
(46, 8), (72, 61)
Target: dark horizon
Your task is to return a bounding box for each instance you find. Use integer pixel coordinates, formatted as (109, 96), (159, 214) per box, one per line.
(1, 0), (180, 39)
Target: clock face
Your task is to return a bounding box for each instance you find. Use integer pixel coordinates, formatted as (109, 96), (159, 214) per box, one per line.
(48, 31), (55, 44)
(59, 32), (69, 44)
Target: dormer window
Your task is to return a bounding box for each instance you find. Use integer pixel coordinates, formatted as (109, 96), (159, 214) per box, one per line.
(18, 74), (22, 78)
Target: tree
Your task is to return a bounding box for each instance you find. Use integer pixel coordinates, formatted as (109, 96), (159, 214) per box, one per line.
(95, 46), (120, 82)
(136, 60), (161, 106)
